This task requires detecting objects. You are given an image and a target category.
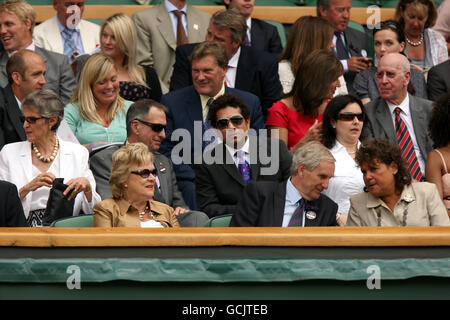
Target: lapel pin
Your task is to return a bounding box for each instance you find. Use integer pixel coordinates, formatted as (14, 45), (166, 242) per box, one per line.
(159, 162), (166, 173)
(306, 211), (317, 220)
(193, 24), (199, 30)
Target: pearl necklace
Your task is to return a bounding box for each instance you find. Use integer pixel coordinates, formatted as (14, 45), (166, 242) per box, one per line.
(32, 136), (59, 163)
(405, 33), (424, 47)
(138, 203), (152, 221)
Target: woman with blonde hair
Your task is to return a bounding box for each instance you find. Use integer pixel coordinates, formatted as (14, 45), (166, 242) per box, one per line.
(64, 53), (133, 147)
(75, 13), (162, 102)
(93, 143), (180, 228)
(278, 15), (347, 95)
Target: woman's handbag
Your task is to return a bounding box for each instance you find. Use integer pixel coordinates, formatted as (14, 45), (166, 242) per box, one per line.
(42, 178), (75, 226)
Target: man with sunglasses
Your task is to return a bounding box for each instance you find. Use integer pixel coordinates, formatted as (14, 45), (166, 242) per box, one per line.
(89, 99), (209, 227)
(366, 53), (433, 180)
(0, 49), (78, 150)
(194, 94), (291, 218)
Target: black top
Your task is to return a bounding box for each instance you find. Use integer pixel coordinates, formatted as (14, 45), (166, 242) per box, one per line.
(119, 65), (162, 102)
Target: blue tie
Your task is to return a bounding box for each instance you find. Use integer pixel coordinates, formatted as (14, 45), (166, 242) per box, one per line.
(62, 27), (77, 63)
(203, 98), (217, 150)
(236, 150), (251, 184)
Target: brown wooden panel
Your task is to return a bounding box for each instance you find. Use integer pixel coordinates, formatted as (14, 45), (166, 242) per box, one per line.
(32, 5), (396, 25)
(1, 226), (449, 247)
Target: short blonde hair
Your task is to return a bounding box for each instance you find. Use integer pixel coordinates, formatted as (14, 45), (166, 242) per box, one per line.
(70, 53), (126, 126)
(291, 141), (335, 175)
(0, 0), (35, 34)
(100, 13), (146, 86)
(109, 142), (154, 199)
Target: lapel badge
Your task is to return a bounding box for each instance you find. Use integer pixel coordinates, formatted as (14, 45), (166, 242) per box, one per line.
(159, 162), (166, 173)
(306, 211), (317, 220)
(404, 194), (414, 203)
(193, 24), (199, 30)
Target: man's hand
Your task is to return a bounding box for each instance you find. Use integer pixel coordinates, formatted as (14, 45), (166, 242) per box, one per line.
(173, 207), (189, 216)
(347, 56), (371, 73)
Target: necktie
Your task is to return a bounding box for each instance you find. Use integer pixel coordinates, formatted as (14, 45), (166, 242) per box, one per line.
(288, 198), (305, 227)
(62, 27), (77, 63)
(203, 98), (216, 150)
(394, 108), (423, 181)
(172, 10), (188, 46)
(236, 150), (251, 184)
(153, 180), (165, 203)
(334, 32), (349, 60)
(244, 33), (251, 46)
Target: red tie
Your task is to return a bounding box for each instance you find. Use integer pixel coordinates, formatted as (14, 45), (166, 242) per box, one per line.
(394, 108), (422, 180)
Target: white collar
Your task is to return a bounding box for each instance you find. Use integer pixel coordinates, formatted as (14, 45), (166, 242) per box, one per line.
(228, 47), (241, 68)
(387, 94), (410, 116)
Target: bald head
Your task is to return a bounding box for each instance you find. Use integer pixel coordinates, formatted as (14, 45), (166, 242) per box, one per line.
(376, 53), (411, 105)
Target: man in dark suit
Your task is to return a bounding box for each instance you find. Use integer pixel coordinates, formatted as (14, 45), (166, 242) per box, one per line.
(0, 180), (27, 227)
(89, 99), (209, 227)
(230, 141), (338, 227)
(427, 60), (450, 101)
(0, 50), (77, 149)
(366, 53), (433, 180)
(169, 8), (282, 117)
(223, 0), (282, 54)
(0, 0), (76, 103)
(194, 94), (291, 218)
(317, 0), (371, 93)
(160, 41), (265, 210)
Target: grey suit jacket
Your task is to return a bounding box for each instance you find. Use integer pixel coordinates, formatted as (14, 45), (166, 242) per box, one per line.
(0, 46), (76, 103)
(89, 142), (188, 209)
(133, 3), (211, 92)
(366, 95), (434, 162)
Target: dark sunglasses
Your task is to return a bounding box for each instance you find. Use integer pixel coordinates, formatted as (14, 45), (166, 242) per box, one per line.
(135, 119), (167, 133)
(216, 115), (245, 129)
(130, 168), (158, 179)
(20, 116), (46, 124)
(337, 112), (364, 121)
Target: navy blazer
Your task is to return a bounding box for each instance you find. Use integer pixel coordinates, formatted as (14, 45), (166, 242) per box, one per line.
(169, 43), (282, 117)
(160, 85), (265, 181)
(230, 180), (338, 227)
(250, 18), (283, 55)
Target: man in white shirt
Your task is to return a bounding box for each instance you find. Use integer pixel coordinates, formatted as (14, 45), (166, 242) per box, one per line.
(33, 0), (100, 62)
(365, 53), (433, 180)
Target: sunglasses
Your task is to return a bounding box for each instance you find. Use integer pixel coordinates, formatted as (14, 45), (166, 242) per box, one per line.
(216, 115), (245, 129)
(20, 116), (46, 124)
(130, 168), (158, 179)
(135, 119), (167, 133)
(337, 112), (364, 121)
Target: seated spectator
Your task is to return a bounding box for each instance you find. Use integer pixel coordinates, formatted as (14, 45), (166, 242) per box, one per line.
(347, 138), (449, 226)
(321, 95), (369, 226)
(394, 0), (448, 74)
(194, 94), (292, 218)
(427, 60), (450, 101)
(89, 99), (209, 227)
(33, 0), (100, 62)
(0, 91), (100, 227)
(0, 180), (27, 227)
(353, 20), (428, 104)
(93, 142), (180, 228)
(74, 13), (162, 102)
(279, 16), (347, 96)
(230, 141), (338, 227)
(432, 0), (450, 54)
(64, 53), (133, 147)
(266, 49), (343, 151)
(0, 0), (76, 103)
(425, 92), (450, 215)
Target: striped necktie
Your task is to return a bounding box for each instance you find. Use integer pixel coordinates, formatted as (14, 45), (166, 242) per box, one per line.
(62, 27), (77, 63)
(288, 198), (305, 227)
(394, 107), (422, 180)
(334, 32), (349, 60)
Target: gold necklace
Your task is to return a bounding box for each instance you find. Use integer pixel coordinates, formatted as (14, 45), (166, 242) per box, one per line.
(32, 136), (59, 163)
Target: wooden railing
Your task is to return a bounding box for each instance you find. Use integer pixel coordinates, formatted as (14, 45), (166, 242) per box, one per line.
(32, 5), (396, 25)
(1, 226), (450, 247)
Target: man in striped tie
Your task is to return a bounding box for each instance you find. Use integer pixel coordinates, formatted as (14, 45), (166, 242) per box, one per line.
(365, 53), (434, 180)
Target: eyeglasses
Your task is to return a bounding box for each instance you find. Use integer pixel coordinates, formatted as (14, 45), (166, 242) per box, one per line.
(216, 115), (245, 129)
(337, 112), (364, 121)
(135, 119), (167, 133)
(130, 168), (158, 179)
(20, 116), (46, 124)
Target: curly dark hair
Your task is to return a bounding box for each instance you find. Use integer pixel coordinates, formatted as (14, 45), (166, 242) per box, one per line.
(207, 94), (250, 128)
(322, 94), (370, 149)
(428, 92), (450, 149)
(355, 138), (412, 192)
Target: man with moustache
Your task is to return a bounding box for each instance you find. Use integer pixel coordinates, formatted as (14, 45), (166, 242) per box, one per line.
(230, 141), (338, 227)
(366, 53), (433, 181)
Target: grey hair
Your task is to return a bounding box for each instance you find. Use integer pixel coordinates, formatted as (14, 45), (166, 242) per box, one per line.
(21, 90), (63, 131)
(316, 0), (332, 16)
(290, 141), (335, 175)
